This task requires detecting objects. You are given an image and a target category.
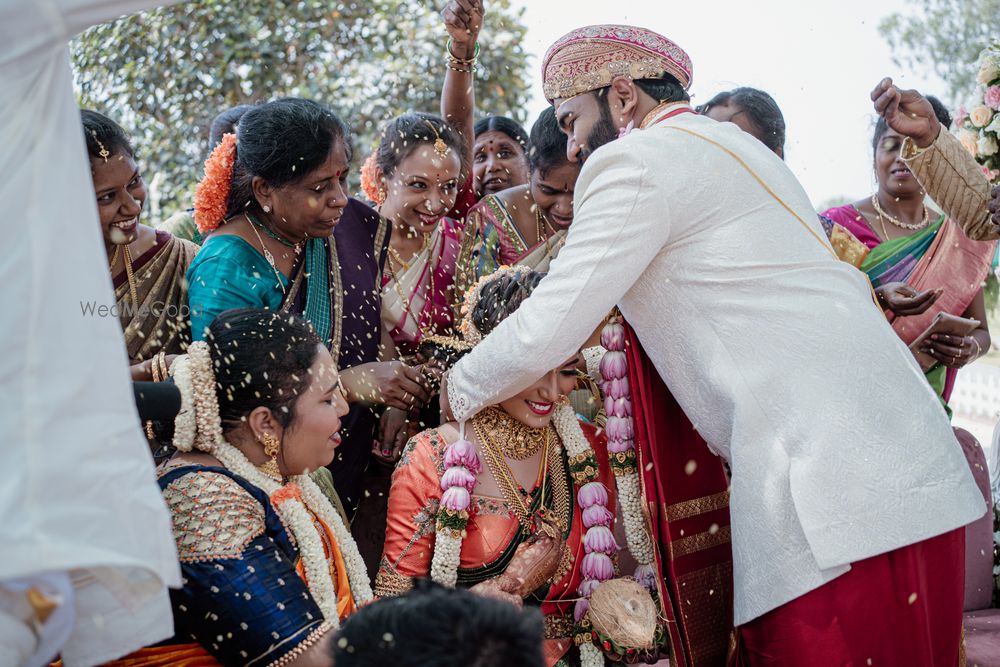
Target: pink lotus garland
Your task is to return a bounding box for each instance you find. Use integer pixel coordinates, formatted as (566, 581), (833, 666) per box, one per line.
(440, 436), (482, 513)
(574, 479), (617, 621)
(599, 315), (659, 593)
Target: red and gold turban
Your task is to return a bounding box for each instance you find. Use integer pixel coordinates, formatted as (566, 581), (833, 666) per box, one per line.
(541, 25), (693, 103)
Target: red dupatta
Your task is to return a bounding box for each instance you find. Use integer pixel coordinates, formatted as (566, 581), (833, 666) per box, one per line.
(624, 323), (734, 666)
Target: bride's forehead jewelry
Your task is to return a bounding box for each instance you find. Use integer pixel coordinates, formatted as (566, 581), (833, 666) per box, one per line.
(424, 120), (451, 159)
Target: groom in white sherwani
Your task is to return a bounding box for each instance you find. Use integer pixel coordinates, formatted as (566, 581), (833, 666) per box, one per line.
(443, 25), (983, 667)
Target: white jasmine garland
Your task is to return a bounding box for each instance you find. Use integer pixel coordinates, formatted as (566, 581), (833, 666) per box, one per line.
(430, 529), (463, 587)
(615, 473), (656, 566)
(187, 341), (224, 453)
(169, 356), (197, 452)
(298, 475), (374, 604)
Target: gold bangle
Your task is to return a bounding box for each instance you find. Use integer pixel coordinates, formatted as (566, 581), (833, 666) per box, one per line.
(972, 337), (983, 359)
(150, 354), (161, 382)
(446, 39), (479, 64)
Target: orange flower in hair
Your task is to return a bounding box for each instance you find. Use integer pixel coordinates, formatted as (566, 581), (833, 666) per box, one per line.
(193, 133), (237, 233)
(360, 151), (383, 205)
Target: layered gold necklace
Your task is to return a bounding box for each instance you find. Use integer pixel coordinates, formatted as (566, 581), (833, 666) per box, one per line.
(387, 231), (432, 272)
(109, 243), (139, 310)
(473, 405), (552, 459)
(472, 406), (569, 540)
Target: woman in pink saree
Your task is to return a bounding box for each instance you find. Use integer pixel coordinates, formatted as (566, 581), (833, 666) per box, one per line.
(823, 97), (995, 403)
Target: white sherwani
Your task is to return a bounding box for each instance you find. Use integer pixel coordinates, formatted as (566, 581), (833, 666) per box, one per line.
(448, 107), (985, 625)
(0, 2), (181, 665)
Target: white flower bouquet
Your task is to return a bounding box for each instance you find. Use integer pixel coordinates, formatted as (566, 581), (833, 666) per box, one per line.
(954, 42), (1000, 185)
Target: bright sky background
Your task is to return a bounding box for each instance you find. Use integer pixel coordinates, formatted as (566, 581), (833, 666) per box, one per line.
(509, 0), (948, 210)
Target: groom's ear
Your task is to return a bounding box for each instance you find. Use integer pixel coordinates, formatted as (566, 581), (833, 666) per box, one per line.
(608, 77), (640, 125)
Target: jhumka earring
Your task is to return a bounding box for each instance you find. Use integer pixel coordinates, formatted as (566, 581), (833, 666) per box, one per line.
(376, 187), (387, 205)
(259, 432), (282, 480)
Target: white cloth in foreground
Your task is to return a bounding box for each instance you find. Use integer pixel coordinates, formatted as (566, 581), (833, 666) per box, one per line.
(0, 1), (181, 665)
(448, 107), (984, 625)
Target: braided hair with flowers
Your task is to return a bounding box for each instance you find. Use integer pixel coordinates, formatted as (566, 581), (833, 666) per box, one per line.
(169, 310), (372, 626)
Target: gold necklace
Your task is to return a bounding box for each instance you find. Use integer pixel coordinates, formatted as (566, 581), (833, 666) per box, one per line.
(870, 194), (929, 231)
(473, 406), (552, 459)
(534, 207), (553, 256)
(247, 214), (287, 295)
(473, 414), (569, 539)
(388, 231), (431, 272)
(110, 244), (139, 310)
(385, 245), (437, 338)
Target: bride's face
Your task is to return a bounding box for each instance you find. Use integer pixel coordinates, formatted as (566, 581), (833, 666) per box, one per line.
(498, 353), (581, 429)
(279, 345), (350, 475)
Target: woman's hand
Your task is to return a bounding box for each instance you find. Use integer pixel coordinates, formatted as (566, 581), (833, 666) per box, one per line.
(469, 576), (524, 608)
(920, 333), (983, 369)
(871, 77), (941, 148)
(874, 282), (941, 316)
(340, 361), (431, 410)
(443, 0), (484, 56)
(373, 407), (413, 464)
(503, 536), (563, 597)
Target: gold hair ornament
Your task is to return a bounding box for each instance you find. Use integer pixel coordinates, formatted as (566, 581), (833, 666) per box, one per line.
(90, 130), (110, 162)
(424, 120), (451, 159)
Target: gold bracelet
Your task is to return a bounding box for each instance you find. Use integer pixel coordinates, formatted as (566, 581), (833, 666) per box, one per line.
(448, 64), (474, 73)
(150, 353), (162, 382)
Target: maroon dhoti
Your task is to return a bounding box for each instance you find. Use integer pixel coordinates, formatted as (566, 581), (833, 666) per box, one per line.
(733, 528), (965, 666)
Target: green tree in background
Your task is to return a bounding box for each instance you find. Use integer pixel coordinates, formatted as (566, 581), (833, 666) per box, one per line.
(72, 0), (531, 220)
(880, 0), (1000, 104)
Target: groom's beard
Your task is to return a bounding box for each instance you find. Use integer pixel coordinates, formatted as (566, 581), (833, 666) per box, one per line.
(579, 100), (620, 163)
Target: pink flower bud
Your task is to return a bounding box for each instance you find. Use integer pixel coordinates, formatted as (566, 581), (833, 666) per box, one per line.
(606, 377), (630, 400)
(440, 465), (476, 493)
(577, 482), (609, 509)
(605, 416), (634, 442)
(599, 351), (627, 382)
(584, 525), (619, 554)
(606, 397), (632, 418)
(601, 322), (625, 351)
(574, 597), (590, 622)
(441, 486), (470, 511)
(443, 438), (481, 475)
(634, 563), (657, 592)
(577, 578), (601, 598)
(607, 438), (634, 454)
(582, 504), (614, 528)
(581, 552), (614, 581)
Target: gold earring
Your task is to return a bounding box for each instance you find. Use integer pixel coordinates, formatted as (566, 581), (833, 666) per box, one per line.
(377, 187), (387, 205)
(258, 432), (282, 480)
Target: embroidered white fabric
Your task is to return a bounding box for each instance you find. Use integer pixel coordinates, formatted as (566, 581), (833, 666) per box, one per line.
(448, 110), (984, 624)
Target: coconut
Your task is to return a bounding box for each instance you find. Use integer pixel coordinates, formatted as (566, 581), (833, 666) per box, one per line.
(588, 578), (657, 651)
